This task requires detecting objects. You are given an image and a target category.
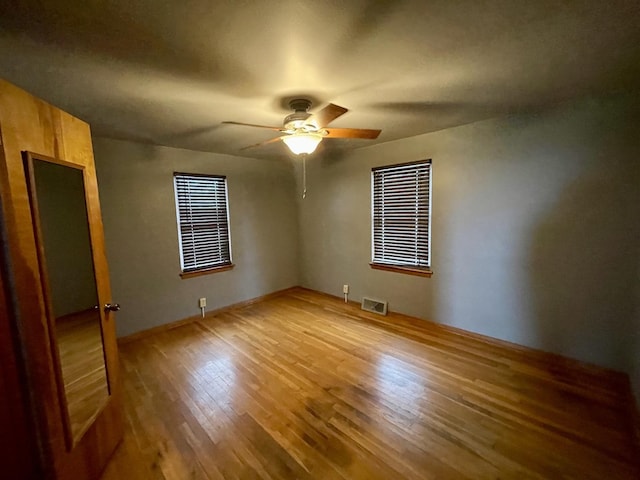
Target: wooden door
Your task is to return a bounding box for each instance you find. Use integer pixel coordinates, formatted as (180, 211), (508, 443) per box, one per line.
(0, 79), (123, 479)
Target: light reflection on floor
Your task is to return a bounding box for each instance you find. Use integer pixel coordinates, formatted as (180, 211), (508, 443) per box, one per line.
(189, 352), (237, 409)
(375, 353), (428, 412)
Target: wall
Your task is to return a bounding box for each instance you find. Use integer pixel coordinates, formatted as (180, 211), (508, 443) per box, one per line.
(298, 92), (640, 374)
(93, 138), (299, 337)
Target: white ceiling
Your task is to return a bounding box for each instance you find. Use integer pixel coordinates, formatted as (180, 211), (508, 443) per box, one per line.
(1, 0), (639, 159)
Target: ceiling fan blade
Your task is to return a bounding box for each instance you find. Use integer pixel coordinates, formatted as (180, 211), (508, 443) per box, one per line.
(323, 127), (381, 139)
(239, 136), (283, 151)
(309, 103), (348, 128)
(222, 121), (283, 131)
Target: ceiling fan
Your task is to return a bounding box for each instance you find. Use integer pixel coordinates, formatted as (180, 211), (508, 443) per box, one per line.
(222, 99), (381, 155)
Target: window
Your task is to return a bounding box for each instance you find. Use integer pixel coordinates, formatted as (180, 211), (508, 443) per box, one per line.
(174, 173), (233, 277)
(371, 160), (432, 277)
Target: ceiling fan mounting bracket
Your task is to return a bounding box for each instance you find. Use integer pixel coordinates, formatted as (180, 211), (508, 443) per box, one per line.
(289, 98), (312, 112)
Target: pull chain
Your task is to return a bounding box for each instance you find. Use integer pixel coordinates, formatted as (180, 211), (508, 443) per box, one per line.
(302, 154), (307, 199)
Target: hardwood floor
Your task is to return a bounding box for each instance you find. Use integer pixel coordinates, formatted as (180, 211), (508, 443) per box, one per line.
(101, 288), (639, 479)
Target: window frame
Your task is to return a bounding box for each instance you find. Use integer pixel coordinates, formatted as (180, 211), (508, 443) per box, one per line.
(370, 159), (433, 277)
(173, 172), (234, 279)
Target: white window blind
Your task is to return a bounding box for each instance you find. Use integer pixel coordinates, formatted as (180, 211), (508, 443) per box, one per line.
(372, 160), (431, 268)
(174, 173), (232, 273)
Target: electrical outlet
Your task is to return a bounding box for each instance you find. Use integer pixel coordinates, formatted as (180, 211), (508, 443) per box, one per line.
(199, 297), (206, 308)
(343, 284), (349, 294)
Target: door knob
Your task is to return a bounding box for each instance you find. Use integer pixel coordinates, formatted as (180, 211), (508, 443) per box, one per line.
(104, 303), (121, 312)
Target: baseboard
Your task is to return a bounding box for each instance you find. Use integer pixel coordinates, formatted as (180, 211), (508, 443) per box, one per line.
(117, 286), (301, 345)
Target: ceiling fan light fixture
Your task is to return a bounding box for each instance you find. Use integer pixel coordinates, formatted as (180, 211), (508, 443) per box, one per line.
(281, 133), (323, 155)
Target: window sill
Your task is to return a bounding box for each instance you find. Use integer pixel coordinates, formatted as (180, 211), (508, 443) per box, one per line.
(370, 263), (433, 277)
(180, 264), (235, 279)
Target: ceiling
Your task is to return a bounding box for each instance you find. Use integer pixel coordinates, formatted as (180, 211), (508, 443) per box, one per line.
(0, 0), (639, 159)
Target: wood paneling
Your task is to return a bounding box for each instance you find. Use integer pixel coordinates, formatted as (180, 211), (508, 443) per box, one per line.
(103, 287), (639, 479)
(0, 79), (122, 479)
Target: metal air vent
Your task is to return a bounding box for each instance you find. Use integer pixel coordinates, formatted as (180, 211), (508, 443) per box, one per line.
(361, 297), (388, 315)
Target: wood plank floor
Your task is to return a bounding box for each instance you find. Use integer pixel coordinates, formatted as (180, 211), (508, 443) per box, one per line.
(101, 288), (639, 479)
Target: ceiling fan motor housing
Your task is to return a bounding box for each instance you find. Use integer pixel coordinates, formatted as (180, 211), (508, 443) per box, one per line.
(284, 98), (318, 131)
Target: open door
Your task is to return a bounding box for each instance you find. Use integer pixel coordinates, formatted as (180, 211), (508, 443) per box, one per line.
(0, 79), (122, 479)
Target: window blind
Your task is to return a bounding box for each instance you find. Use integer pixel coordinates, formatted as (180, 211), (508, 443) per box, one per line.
(372, 160), (431, 268)
(174, 173), (232, 272)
